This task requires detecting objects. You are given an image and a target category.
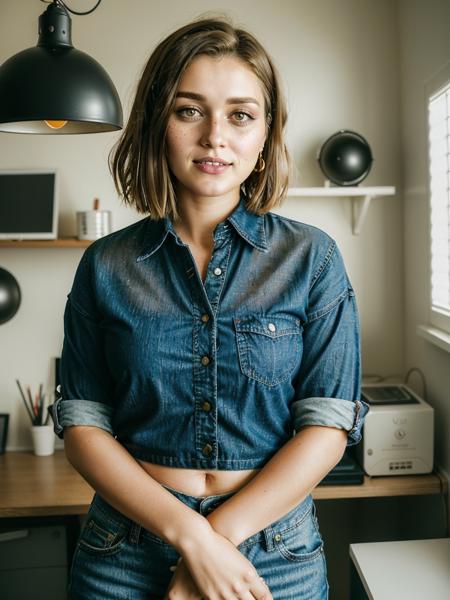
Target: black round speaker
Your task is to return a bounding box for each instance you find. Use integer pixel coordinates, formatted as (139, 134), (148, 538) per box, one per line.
(0, 268), (21, 325)
(318, 130), (373, 186)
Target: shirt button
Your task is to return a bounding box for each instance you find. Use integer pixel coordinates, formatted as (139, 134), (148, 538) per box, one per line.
(202, 401), (212, 412)
(201, 355), (210, 366)
(274, 533), (282, 542)
(213, 267), (222, 276)
(201, 314), (210, 323)
(202, 443), (213, 456)
(268, 323), (276, 332)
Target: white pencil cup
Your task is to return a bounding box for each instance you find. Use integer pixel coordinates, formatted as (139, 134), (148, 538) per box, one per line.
(30, 425), (55, 456)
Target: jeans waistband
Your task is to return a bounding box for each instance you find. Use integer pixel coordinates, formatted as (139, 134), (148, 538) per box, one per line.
(90, 486), (314, 550)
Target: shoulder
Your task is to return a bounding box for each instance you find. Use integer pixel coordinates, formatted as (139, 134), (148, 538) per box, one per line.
(265, 210), (334, 248)
(264, 211), (338, 281)
(81, 217), (152, 265)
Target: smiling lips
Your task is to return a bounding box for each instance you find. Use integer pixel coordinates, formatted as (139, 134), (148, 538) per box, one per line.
(193, 156), (232, 174)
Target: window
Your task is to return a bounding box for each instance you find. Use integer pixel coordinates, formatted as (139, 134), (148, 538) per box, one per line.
(426, 63), (450, 335)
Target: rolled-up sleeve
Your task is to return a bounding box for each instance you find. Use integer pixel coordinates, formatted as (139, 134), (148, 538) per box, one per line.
(51, 249), (115, 439)
(291, 240), (369, 446)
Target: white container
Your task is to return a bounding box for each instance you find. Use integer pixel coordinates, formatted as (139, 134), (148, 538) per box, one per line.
(30, 425), (55, 456)
(77, 210), (111, 240)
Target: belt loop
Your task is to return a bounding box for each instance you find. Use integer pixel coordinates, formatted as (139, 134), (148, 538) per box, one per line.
(263, 525), (276, 552)
(129, 522), (141, 545)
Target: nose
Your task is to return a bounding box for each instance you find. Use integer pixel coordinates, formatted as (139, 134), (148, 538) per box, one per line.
(200, 116), (225, 149)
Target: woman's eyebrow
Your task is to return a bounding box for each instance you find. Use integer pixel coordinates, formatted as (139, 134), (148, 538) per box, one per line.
(176, 91), (260, 106)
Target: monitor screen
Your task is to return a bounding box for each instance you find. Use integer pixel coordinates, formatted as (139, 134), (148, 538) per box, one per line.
(0, 170), (58, 239)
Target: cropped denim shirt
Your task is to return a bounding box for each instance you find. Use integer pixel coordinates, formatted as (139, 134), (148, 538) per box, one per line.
(52, 197), (368, 470)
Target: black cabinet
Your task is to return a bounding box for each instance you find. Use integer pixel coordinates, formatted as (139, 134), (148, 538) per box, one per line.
(0, 516), (79, 600)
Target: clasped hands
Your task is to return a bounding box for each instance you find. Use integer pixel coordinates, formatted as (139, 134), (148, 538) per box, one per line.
(163, 526), (271, 600)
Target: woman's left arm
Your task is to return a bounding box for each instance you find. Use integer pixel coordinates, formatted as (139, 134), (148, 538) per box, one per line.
(165, 427), (345, 598)
(206, 424), (347, 546)
(165, 426), (346, 599)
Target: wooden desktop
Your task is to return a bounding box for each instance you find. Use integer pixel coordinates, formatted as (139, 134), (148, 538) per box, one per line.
(0, 450), (447, 518)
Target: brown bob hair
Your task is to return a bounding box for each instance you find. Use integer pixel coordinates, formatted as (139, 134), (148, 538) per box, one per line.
(110, 17), (291, 220)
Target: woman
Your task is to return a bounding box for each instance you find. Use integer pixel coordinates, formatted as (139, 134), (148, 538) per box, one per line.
(52, 17), (368, 600)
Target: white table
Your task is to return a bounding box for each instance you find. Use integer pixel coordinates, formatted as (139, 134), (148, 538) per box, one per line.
(349, 538), (450, 599)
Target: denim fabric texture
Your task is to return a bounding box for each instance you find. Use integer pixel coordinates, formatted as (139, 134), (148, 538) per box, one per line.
(69, 489), (328, 600)
(52, 196), (368, 469)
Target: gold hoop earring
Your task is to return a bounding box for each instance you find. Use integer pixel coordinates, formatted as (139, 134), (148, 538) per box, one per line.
(253, 152), (265, 173)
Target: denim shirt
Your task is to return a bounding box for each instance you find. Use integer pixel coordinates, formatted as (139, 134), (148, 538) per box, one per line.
(52, 197), (368, 470)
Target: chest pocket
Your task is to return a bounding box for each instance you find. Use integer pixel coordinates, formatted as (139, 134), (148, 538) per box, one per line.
(234, 315), (302, 387)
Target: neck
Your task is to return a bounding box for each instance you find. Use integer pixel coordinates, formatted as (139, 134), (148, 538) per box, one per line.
(173, 190), (240, 248)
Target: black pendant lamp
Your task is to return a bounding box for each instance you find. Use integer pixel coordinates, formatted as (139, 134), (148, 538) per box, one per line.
(0, 0), (123, 134)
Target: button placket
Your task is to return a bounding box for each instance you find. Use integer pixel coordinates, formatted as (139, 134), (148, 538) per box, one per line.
(189, 233), (233, 466)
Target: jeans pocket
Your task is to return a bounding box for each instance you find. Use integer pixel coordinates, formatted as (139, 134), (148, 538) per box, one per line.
(77, 497), (129, 556)
(234, 315), (302, 387)
(273, 503), (324, 563)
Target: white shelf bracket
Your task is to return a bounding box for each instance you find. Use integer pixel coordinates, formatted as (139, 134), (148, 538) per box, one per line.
(352, 195), (374, 235)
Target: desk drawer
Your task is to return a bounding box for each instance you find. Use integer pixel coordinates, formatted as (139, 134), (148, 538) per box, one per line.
(0, 525), (67, 569)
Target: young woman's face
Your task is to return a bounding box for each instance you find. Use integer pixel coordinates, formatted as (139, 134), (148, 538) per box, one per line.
(166, 54), (267, 203)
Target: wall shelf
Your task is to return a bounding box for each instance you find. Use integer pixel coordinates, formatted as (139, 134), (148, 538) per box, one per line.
(287, 186), (396, 235)
(0, 186), (396, 246)
(0, 237), (91, 248)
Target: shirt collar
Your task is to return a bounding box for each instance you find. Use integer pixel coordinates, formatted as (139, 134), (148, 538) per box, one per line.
(137, 195), (269, 262)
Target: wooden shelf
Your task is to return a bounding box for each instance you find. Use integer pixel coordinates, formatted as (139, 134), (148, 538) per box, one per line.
(0, 451), (446, 518)
(0, 237), (91, 248)
(287, 186), (396, 235)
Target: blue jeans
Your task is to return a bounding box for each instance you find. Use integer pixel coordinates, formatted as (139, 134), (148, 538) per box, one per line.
(69, 487), (328, 599)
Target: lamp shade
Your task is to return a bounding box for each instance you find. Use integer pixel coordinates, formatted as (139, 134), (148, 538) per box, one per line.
(0, 2), (122, 134)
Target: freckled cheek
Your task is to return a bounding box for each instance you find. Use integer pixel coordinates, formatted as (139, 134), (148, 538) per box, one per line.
(166, 127), (194, 159)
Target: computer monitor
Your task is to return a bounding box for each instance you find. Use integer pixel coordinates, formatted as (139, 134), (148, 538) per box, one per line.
(0, 169), (58, 240)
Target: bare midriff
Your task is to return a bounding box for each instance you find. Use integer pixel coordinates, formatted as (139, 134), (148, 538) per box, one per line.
(138, 460), (260, 497)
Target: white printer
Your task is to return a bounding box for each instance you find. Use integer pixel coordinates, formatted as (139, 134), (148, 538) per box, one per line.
(356, 384), (434, 476)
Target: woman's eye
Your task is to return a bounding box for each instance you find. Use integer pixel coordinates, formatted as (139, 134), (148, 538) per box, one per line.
(232, 111), (253, 124)
(177, 107), (201, 119)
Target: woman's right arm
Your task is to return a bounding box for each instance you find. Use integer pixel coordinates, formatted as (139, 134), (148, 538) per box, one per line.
(64, 425), (271, 600)
(64, 424), (207, 546)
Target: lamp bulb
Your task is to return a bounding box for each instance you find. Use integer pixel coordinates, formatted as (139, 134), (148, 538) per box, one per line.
(44, 120), (68, 130)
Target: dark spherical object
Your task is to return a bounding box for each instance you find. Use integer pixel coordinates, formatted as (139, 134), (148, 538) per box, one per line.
(0, 268), (21, 325)
(318, 130), (373, 186)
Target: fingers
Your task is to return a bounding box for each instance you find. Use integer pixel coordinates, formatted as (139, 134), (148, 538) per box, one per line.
(166, 558), (202, 600)
(238, 575), (271, 600)
(250, 575), (272, 600)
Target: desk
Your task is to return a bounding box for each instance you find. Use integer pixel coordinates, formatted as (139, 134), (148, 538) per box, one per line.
(350, 538), (450, 599)
(0, 450), (447, 517)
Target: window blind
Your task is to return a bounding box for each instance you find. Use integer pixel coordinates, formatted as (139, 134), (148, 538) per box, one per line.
(428, 84), (450, 316)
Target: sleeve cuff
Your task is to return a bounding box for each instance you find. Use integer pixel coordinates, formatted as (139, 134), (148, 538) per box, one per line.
(50, 394), (115, 439)
(291, 396), (369, 446)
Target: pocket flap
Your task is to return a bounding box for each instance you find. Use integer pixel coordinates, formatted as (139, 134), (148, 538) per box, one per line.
(234, 315), (302, 338)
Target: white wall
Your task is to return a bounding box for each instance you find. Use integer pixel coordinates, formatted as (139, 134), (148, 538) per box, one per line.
(0, 0), (403, 450)
(398, 0), (450, 486)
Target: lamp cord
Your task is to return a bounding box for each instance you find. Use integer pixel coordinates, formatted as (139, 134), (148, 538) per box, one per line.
(40, 0), (102, 16)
